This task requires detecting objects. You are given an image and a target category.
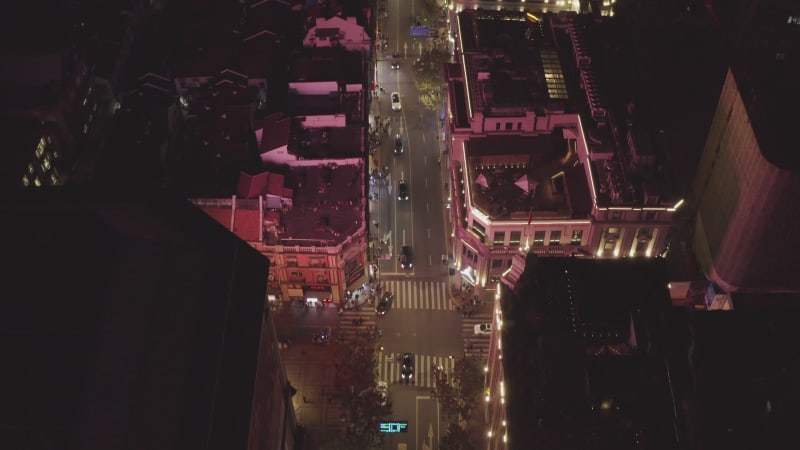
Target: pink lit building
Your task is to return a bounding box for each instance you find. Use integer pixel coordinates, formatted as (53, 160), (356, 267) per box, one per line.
(445, 10), (683, 289)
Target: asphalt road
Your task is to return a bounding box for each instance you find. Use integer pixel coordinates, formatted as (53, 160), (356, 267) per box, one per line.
(371, 1), (456, 449)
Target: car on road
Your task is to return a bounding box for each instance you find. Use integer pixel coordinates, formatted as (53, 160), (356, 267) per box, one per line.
(376, 380), (388, 406)
(398, 179), (409, 200)
(399, 245), (413, 269)
(394, 134), (403, 154)
(375, 291), (394, 315)
(390, 60), (400, 70)
(474, 322), (492, 335)
(400, 353), (414, 383)
(391, 91), (401, 111)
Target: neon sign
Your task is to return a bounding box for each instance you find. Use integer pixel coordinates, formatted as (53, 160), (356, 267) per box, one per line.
(379, 422), (408, 433)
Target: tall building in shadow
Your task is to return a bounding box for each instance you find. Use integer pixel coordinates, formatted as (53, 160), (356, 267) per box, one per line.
(693, 0), (800, 292)
(0, 188), (297, 450)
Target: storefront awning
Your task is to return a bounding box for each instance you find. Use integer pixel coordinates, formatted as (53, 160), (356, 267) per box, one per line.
(287, 288), (304, 297)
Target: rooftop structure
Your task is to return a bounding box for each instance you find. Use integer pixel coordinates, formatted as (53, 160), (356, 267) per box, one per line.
(303, 15), (371, 52)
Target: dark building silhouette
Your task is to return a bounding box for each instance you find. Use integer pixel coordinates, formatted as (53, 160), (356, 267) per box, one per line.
(0, 188), (296, 450)
(491, 254), (679, 449)
(692, 0), (800, 292)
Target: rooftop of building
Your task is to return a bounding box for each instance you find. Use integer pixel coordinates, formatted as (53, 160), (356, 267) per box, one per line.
(288, 47), (365, 85)
(465, 133), (592, 220)
(0, 188), (273, 450)
(243, 0), (306, 43)
(171, 0), (244, 79)
(287, 118), (364, 159)
(672, 305), (800, 449)
(456, 9), (570, 117)
(502, 255), (678, 449)
(452, 11), (680, 211)
(267, 162), (364, 246)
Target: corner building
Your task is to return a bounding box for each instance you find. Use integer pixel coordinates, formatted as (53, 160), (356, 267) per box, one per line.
(445, 10), (683, 289)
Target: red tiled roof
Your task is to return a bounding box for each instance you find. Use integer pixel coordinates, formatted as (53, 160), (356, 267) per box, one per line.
(237, 171), (270, 198)
(233, 208), (261, 242)
(266, 172), (284, 196)
(258, 113), (291, 153)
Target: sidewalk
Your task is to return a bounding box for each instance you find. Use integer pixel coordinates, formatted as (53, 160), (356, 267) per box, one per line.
(281, 343), (346, 450)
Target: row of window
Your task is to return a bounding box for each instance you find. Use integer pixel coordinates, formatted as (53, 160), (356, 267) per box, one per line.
(289, 272), (332, 284)
(608, 210), (659, 221)
(495, 121), (523, 131)
(285, 255), (328, 267)
(486, 229), (584, 247)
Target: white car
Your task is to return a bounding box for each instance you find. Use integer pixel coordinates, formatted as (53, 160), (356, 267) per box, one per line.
(391, 91), (401, 111)
(474, 323), (492, 335)
(376, 380), (388, 406)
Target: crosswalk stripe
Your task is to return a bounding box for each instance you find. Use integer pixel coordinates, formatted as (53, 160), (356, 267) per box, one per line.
(378, 280), (452, 311)
(375, 352), (456, 388)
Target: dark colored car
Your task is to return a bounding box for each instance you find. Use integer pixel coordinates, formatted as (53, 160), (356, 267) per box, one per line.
(401, 353), (414, 383)
(394, 135), (403, 154)
(375, 292), (394, 315)
(398, 180), (409, 200)
(399, 245), (412, 269)
(390, 60), (400, 70)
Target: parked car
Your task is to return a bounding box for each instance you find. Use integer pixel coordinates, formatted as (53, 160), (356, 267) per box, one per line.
(398, 179), (409, 200)
(474, 323), (492, 335)
(391, 91), (402, 111)
(399, 245), (413, 269)
(401, 353), (414, 383)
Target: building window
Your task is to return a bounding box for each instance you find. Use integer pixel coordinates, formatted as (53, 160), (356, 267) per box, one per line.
(505, 122), (513, 130)
(509, 231), (521, 246)
(471, 221), (486, 239)
(491, 259), (504, 269)
(533, 231), (545, 246)
(290, 271), (303, 281)
(570, 230), (583, 245)
(549, 230), (561, 246)
(517, 122), (522, 130)
(286, 256), (298, 267)
(309, 257), (325, 268)
(496, 122), (501, 130)
(493, 231), (505, 246)
(315, 274), (330, 283)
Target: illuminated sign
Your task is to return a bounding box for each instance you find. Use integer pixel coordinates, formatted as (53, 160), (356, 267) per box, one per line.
(410, 26), (429, 37)
(303, 285), (330, 292)
(380, 422), (408, 433)
(347, 267), (365, 285)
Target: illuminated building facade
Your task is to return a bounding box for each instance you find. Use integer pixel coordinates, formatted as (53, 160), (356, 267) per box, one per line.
(445, 10), (683, 288)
